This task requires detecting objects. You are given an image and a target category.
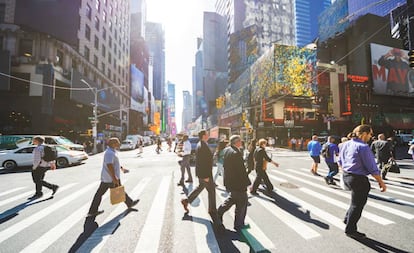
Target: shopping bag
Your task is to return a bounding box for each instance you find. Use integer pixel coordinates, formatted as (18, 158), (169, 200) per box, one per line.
(385, 160), (400, 174)
(110, 185), (126, 205)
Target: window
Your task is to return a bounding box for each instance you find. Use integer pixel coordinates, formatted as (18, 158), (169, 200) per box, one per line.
(94, 16), (100, 30)
(56, 50), (63, 66)
(86, 4), (92, 20)
(85, 25), (91, 40)
(108, 53), (111, 63)
(108, 37), (112, 48)
(93, 55), (98, 67)
(19, 39), (33, 57)
(103, 0), (107, 6)
(103, 10), (106, 22)
(109, 5), (113, 15)
(102, 27), (106, 40)
(107, 68), (111, 78)
(94, 35), (99, 49)
(95, 0), (100, 11)
(0, 4), (5, 23)
(101, 62), (105, 72)
(109, 20), (112, 31)
(102, 45), (106, 57)
(84, 46), (90, 61)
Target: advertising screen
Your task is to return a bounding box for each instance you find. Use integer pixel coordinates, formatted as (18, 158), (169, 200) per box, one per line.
(370, 43), (414, 97)
(130, 65), (145, 112)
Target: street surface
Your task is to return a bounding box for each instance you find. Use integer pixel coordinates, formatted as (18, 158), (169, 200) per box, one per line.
(0, 144), (413, 253)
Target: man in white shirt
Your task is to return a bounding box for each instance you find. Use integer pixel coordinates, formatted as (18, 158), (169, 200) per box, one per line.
(177, 134), (193, 185)
(29, 136), (58, 199)
(87, 137), (139, 217)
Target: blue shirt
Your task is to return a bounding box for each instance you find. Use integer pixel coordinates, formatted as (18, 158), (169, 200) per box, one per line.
(307, 140), (321, 156)
(101, 147), (121, 183)
(338, 138), (380, 176)
(324, 142), (339, 164)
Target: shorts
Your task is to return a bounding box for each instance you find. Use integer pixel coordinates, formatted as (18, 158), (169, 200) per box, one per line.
(311, 156), (320, 163)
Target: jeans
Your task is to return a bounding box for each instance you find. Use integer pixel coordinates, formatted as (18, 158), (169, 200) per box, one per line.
(251, 169), (273, 192)
(343, 172), (370, 233)
(88, 181), (133, 214)
(179, 155), (192, 183)
(32, 167), (55, 195)
(217, 191), (248, 229)
(187, 178), (220, 224)
(327, 162), (339, 179)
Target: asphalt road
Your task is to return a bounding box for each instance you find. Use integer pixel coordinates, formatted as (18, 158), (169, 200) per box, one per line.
(0, 145), (413, 253)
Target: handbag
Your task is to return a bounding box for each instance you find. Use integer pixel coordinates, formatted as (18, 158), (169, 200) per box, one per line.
(110, 185), (126, 205)
(384, 160), (400, 174)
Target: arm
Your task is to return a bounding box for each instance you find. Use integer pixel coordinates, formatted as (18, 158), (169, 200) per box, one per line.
(107, 163), (119, 186)
(263, 149), (279, 167)
(372, 174), (387, 192)
(32, 147), (42, 170)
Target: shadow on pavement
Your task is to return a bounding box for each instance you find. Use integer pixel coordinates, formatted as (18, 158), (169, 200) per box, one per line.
(0, 196), (53, 224)
(350, 236), (411, 253)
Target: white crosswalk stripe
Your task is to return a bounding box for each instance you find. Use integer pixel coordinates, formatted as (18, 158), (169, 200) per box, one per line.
(0, 187), (26, 198)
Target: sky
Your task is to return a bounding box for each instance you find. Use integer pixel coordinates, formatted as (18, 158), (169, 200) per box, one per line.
(146, 0), (215, 131)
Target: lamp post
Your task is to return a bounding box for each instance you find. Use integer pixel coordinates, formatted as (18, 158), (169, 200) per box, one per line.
(81, 79), (125, 154)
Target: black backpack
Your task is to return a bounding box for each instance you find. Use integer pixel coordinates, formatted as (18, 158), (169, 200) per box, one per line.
(321, 143), (330, 158)
(42, 145), (57, 162)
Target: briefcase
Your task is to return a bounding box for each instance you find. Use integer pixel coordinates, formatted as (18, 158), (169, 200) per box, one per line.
(110, 185), (126, 205)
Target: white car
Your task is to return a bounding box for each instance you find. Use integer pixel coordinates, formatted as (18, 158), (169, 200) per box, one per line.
(0, 145), (88, 170)
(120, 140), (135, 151)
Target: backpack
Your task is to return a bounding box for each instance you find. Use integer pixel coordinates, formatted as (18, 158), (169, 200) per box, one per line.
(42, 145), (57, 162)
(321, 143), (330, 158)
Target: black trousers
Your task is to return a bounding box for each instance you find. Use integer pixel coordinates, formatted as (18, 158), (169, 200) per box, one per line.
(187, 178), (220, 224)
(251, 169), (273, 192)
(32, 167), (55, 195)
(217, 191), (248, 229)
(343, 172), (370, 233)
(88, 181), (133, 214)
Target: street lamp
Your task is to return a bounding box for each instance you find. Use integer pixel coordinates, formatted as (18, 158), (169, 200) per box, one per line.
(81, 79), (125, 154)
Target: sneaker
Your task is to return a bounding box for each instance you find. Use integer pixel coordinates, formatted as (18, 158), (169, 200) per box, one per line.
(346, 231), (366, 239)
(329, 180), (337, 186)
(181, 199), (189, 213)
(128, 199), (140, 209)
(28, 193), (43, 200)
(86, 210), (104, 217)
(324, 177), (330, 185)
(52, 185), (59, 195)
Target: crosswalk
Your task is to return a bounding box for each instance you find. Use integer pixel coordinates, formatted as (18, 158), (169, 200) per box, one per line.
(0, 160), (413, 253)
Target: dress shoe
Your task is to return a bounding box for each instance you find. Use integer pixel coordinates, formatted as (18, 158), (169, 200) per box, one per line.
(28, 193), (43, 200)
(52, 185), (59, 195)
(346, 231), (366, 239)
(324, 177), (330, 185)
(128, 199), (140, 209)
(181, 199), (189, 213)
(86, 210), (104, 217)
(234, 224), (250, 232)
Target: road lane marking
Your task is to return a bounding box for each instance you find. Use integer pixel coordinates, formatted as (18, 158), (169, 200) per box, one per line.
(0, 187), (26, 198)
(0, 191), (33, 208)
(134, 176), (171, 253)
(298, 187), (394, 225)
(0, 182), (99, 244)
(216, 189), (276, 252)
(279, 169), (414, 220)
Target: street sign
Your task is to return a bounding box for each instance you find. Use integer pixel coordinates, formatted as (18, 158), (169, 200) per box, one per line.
(88, 117), (95, 120)
(90, 120), (99, 124)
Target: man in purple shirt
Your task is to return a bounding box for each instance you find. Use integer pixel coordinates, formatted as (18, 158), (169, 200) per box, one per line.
(338, 125), (386, 239)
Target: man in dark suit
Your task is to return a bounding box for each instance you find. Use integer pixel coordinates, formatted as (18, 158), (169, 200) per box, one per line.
(181, 130), (223, 230)
(217, 135), (251, 232)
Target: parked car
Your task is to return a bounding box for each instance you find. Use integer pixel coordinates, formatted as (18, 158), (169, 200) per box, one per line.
(1, 135), (85, 151)
(120, 140), (135, 151)
(395, 134), (413, 146)
(0, 145), (88, 170)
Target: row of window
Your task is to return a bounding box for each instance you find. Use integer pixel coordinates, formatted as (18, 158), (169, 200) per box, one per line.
(84, 24), (128, 56)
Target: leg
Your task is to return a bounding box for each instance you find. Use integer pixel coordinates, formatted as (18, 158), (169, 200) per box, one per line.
(205, 179), (220, 224)
(217, 192), (236, 220)
(251, 171), (263, 193)
(88, 182), (111, 214)
(344, 174), (370, 233)
(261, 171), (274, 192)
(234, 191), (248, 229)
(183, 156), (192, 181)
(39, 168), (55, 190)
(32, 168), (43, 195)
(187, 178), (206, 203)
(178, 159), (185, 184)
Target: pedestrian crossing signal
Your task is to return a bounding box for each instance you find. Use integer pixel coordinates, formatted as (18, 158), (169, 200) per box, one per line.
(409, 50), (414, 69)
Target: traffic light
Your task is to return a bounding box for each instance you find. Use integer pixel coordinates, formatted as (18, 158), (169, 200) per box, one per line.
(409, 50), (414, 69)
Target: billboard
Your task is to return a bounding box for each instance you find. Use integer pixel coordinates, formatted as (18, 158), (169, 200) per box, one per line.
(370, 43), (414, 97)
(130, 64), (145, 112)
(250, 45), (317, 104)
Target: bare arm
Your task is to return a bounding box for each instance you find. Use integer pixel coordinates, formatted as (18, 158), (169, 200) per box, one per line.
(107, 163), (119, 186)
(372, 174), (386, 192)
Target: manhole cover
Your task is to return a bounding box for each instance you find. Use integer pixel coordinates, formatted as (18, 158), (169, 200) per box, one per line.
(279, 182), (299, 189)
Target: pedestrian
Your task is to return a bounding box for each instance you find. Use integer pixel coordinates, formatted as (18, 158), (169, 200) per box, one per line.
(291, 137), (297, 151)
(177, 134), (193, 186)
(87, 137), (139, 217)
(339, 124), (386, 239)
(338, 136), (349, 151)
(181, 130), (224, 232)
(217, 135), (251, 232)
(167, 137), (172, 152)
(246, 139), (257, 174)
(307, 135), (322, 175)
(156, 138), (162, 154)
(370, 133), (392, 180)
(213, 140), (228, 184)
(322, 136), (339, 185)
(250, 138), (279, 195)
(29, 136), (59, 199)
